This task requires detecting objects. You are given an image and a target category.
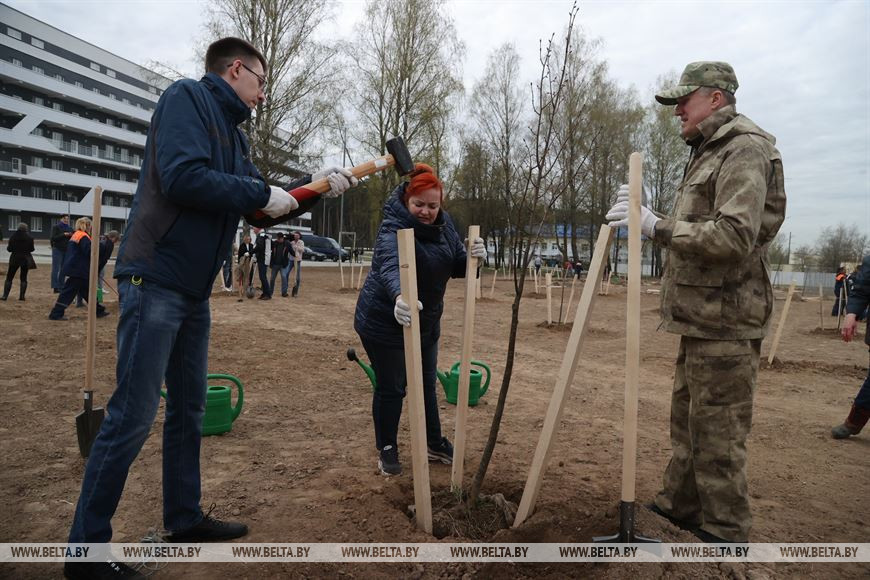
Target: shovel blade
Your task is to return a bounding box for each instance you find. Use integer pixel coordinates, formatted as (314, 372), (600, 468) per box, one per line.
(76, 407), (104, 458)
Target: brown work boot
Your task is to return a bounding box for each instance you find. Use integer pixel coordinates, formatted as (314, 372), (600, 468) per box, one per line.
(831, 404), (870, 439)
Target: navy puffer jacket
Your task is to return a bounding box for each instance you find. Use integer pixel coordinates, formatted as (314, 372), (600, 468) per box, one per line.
(354, 185), (468, 348)
(114, 72), (313, 300)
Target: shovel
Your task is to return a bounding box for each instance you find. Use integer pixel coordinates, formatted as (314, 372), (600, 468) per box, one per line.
(76, 185), (105, 459)
(593, 154), (658, 544)
(76, 390), (104, 458)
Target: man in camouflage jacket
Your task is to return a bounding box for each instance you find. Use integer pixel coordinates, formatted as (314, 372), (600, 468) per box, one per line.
(607, 62), (786, 542)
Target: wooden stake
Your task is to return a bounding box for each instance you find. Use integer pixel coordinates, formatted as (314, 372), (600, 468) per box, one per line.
(767, 280), (796, 364)
(339, 253), (346, 289)
(837, 286), (845, 330)
(397, 228), (432, 534)
(84, 186), (103, 392)
(546, 273), (553, 325)
(534, 266), (539, 295)
(489, 268), (497, 298)
(476, 274), (482, 300)
(561, 276), (577, 324)
(621, 152), (643, 505)
(818, 285), (824, 331)
(514, 225), (614, 527)
(451, 225), (480, 491)
(357, 263), (365, 289)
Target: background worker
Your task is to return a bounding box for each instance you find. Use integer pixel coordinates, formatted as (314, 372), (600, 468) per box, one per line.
(50, 214), (72, 293)
(353, 163), (486, 476)
(64, 36), (356, 580)
(2, 222), (34, 301)
(606, 61), (786, 543)
(48, 217), (108, 320)
(833, 254), (870, 439)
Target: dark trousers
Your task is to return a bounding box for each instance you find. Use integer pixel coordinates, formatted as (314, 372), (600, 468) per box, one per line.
(856, 351), (870, 411)
(257, 261), (271, 297)
(50, 276), (105, 319)
(3, 255), (29, 299)
(360, 336), (442, 451)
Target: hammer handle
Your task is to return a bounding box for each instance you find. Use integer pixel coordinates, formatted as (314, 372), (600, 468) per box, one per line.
(249, 153), (397, 221)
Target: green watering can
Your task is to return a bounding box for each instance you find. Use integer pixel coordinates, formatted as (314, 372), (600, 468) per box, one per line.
(347, 348), (492, 406)
(436, 361), (491, 406)
(160, 373), (244, 436)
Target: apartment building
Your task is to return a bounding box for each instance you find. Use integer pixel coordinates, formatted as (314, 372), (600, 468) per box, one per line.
(0, 3), (311, 241)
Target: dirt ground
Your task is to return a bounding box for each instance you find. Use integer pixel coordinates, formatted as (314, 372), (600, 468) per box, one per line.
(1, 263), (868, 579)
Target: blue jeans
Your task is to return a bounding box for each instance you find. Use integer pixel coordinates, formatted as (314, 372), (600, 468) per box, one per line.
(69, 278), (210, 542)
(360, 336), (442, 451)
(51, 247), (65, 289)
(270, 264), (290, 296)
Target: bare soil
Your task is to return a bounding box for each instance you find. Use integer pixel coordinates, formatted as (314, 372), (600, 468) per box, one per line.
(1, 265), (868, 579)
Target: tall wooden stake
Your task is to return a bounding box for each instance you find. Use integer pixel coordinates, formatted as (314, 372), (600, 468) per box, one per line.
(562, 276), (577, 324)
(357, 263), (365, 289)
(489, 268), (497, 298)
(767, 280), (797, 364)
(451, 225), (480, 491)
(397, 229), (432, 533)
(514, 226), (614, 527)
(85, 186), (103, 392)
(546, 273), (553, 324)
(818, 285), (824, 330)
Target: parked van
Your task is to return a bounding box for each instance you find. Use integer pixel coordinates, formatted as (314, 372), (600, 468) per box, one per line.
(301, 234), (349, 262)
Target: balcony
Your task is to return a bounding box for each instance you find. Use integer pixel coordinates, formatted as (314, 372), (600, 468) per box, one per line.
(0, 56), (155, 124)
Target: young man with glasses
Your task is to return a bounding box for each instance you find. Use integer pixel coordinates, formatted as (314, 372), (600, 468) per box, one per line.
(64, 37), (357, 580)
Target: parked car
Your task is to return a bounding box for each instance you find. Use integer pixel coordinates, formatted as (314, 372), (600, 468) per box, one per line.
(301, 234), (350, 262)
(302, 247), (327, 262)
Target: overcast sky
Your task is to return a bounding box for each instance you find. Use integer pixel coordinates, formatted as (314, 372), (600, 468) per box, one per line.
(7, 0), (869, 249)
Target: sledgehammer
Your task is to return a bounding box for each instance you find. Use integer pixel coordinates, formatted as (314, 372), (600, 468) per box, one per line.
(247, 136), (414, 227)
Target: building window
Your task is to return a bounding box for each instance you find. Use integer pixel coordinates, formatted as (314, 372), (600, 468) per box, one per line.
(75, 81), (83, 88)
(106, 69), (116, 78)
(33, 65), (44, 74)
(50, 189), (60, 200)
(52, 102), (63, 111)
(90, 62), (100, 72)
(7, 28), (22, 40)
(9, 215), (20, 231)
(90, 171), (98, 177)
(54, 73), (63, 81)
(70, 168), (79, 174)
(12, 58), (22, 67)
(32, 156), (43, 168)
(31, 37), (44, 49)
(11, 188), (21, 196)
(31, 216), (43, 232)
(52, 160), (62, 171)
(34, 96), (44, 106)
(109, 93), (117, 100)
(31, 127), (44, 137)
(11, 158), (22, 173)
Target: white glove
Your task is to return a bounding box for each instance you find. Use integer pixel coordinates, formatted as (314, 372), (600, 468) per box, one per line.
(606, 201), (660, 238)
(469, 237), (487, 260)
(615, 183), (650, 206)
(394, 295), (423, 327)
(261, 185), (300, 218)
(312, 167), (358, 198)
(244, 252), (250, 257)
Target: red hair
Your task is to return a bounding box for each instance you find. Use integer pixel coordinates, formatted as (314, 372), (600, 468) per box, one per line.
(404, 163), (443, 202)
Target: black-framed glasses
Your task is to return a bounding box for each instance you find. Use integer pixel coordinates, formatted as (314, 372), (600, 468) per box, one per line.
(229, 61), (267, 91)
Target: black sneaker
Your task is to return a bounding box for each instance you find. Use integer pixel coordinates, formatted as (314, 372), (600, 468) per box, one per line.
(378, 445), (402, 476)
(64, 560), (144, 579)
(96, 310), (110, 318)
(166, 504), (248, 542)
(258, 295), (271, 300)
(49, 315), (69, 321)
(427, 437), (453, 464)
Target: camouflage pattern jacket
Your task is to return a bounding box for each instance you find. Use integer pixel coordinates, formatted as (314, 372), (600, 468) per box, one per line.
(653, 106), (786, 340)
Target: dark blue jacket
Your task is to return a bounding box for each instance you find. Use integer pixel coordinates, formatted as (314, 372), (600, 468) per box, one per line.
(354, 185), (468, 348)
(61, 231), (92, 280)
(114, 72), (312, 300)
(846, 255), (870, 346)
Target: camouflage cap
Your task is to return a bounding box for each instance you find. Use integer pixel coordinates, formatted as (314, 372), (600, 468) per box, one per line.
(655, 61), (739, 105)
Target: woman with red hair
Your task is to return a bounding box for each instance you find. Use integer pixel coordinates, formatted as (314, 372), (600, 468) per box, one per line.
(354, 163), (487, 476)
